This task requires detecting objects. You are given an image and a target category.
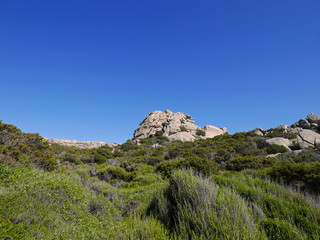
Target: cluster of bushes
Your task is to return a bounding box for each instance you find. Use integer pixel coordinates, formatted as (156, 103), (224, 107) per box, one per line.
(266, 161), (320, 192)
(0, 121), (56, 170)
(1, 118), (320, 239)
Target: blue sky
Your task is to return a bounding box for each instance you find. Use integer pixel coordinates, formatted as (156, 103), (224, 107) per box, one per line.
(1, 1), (319, 143)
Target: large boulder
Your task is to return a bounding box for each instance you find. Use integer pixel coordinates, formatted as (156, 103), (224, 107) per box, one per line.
(168, 132), (196, 142)
(133, 110), (227, 142)
(297, 129), (320, 149)
(307, 113), (320, 124)
(251, 127), (265, 136)
(265, 137), (292, 151)
(204, 125), (224, 138)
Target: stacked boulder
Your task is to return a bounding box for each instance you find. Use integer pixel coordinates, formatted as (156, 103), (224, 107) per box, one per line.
(133, 110), (227, 142)
(252, 113), (320, 150)
(291, 113), (320, 133)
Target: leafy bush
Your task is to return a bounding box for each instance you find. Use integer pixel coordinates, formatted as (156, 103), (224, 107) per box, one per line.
(196, 129), (206, 136)
(179, 126), (188, 132)
(265, 144), (288, 154)
(267, 161), (320, 192)
(98, 166), (135, 182)
(226, 156), (275, 171)
(156, 157), (217, 178)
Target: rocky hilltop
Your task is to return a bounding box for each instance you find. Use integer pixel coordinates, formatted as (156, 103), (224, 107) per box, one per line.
(133, 109), (228, 142)
(43, 137), (118, 149)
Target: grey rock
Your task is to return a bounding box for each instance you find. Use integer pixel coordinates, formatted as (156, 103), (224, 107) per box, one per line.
(277, 124), (289, 130)
(265, 137), (292, 151)
(298, 119), (311, 129)
(307, 113), (320, 124)
(168, 132), (196, 142)
(252, 127), (265, 136)
(297, 129), (320, 149)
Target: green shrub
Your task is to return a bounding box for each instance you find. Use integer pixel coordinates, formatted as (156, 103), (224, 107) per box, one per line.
(267, 161), (320, 192)
(266, 144), (288, 154)
(148, 170), (263, 239)
(179, 126), (188, 132)
(98, 166), (135, 182)
(226, 156), (275, 171)
(156, 157), (217, 178)
(196, 129), (206, 136)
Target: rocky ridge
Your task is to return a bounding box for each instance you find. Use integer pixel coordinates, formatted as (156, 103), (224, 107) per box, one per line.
(133, 109), (228, 142)
(251, 113), (320, 150)
(43, 137), (118, 149)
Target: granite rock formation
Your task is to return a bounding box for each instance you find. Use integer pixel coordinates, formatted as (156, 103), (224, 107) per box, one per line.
(133, 110), (227, 142)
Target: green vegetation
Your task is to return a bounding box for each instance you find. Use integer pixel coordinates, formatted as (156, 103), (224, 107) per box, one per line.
(0, 121), (319, 239)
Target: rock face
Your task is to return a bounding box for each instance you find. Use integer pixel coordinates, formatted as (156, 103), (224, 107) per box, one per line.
(265, 137), (292, 151)
(297, 130), (320, 149)
(133, 110), (227, 142)
(43, 137), (117, 149)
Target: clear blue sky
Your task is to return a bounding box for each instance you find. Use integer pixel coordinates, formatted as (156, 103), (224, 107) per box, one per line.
(1, 1), (319, 143)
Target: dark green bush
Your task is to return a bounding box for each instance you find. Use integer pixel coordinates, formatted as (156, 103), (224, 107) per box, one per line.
(267, 161), (320, 192)
(226, 156), (275, 171)
(266, 144), (288, 154)
(179, 126), (188, 132)
(196, 129), (206, 136)
(156, 157), (217, 178)
(93, 153), (107, 164)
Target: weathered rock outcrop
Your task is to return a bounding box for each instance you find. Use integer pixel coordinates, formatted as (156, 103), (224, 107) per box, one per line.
(291, 113), (320, 133)
(133, 110), (227, 142)
(43, 137), (117, 149)
(270, 113), (320, 150)
(297, 130), (320, 149)
(265, 137), (293, 151)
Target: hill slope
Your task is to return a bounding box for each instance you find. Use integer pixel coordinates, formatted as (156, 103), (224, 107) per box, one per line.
(0, 114), (320, 239)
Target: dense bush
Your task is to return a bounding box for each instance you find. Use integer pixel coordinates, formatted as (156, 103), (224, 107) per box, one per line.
(0, 122), (57, 170)
(265, 144), (288, 154)
(267, 161), (320, 192)
(156, 157), (217, 178)
(196, 128), (206, 136)
(226, 156), (275, 171)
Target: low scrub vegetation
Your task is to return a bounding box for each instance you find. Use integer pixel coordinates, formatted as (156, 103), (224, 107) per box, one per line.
(0, 121), (319, 239)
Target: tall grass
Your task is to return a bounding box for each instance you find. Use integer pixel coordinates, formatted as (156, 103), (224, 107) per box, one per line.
(148, 169), (265, 239)
(214, 171), (320, 239)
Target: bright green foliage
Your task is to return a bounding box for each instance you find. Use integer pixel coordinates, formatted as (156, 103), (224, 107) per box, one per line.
(214, 172), (320, 239)
(149, 170), (266, 239)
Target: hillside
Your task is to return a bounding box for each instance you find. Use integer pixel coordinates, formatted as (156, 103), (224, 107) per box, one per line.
(0, 112), (320, 239)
